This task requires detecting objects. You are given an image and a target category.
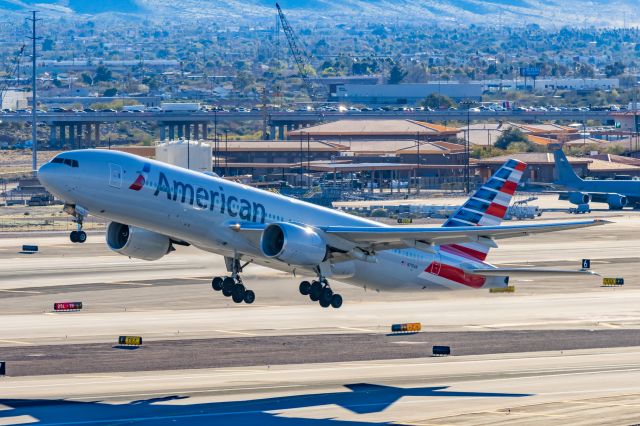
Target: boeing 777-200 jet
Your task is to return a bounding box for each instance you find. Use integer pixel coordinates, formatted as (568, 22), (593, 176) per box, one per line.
(38, 149), (605, 309)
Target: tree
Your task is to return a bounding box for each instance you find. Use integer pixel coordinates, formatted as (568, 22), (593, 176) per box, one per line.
(233, 70), (255, 92)
(94, 65), (113, 83)
(387, 64), (407, 84)
(604, 61), (625, 78)
(42, 38), (55, 51)
(494, 128), (529, 150)
(422, 93), (456, 110)
(102, 87), (117, 97)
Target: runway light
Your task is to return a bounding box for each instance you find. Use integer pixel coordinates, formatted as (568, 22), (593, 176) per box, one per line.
(602, 278), (624, 286)
(489, 286), (515, 293)
(391, 323), (421, 333)
(21, 245), (38, 253)
(53, 302), (83, 311)
(118, 336), (143, 346)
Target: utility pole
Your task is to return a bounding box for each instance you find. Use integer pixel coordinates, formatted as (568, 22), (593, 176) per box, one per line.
(27, 11), (40, 173)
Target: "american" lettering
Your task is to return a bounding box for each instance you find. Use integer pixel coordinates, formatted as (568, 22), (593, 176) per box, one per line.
(153, 171), (266, 223)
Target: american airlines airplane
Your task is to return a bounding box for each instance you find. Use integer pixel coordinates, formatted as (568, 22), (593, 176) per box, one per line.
(38, 149), (604, 309)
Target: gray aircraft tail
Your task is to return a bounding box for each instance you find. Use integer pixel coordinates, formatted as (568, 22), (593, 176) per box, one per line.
(553, 149), (582, 185)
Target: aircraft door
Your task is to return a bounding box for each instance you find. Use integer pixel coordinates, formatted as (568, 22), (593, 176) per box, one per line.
(431, 252), (441, 275)
(109, 163), (123, 188)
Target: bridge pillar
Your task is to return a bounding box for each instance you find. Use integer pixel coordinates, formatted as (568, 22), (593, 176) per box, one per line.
(94, 123), (100, 146)
(193, 123), (199, 140)
(159, 125), (166, 141)
(76, 124), (82, 148)
(270, 125), (276, 140)
(49, 125), (56, 147)
(185, 123), (192, 140)
(69, 125), (75, 149)
(177, 124), (184, 139)
(278, 125), (285, 140)
(169, 125), (175, 140)
(202, 123), (208, 140)
(59, 125), (65, 147)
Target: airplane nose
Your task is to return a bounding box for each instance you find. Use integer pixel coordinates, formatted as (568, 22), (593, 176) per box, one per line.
(37, 162), (53, 186)
(37, 162), (63, 196)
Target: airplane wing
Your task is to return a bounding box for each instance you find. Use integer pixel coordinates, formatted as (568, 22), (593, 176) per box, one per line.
(319, 219), (608, 252)
(464, 267), (599, 277)
(231, 219), (608, 253)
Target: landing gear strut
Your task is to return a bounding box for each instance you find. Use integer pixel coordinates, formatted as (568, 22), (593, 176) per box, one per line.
(299, 278), (342, 309)
(211, 256), (255, 304)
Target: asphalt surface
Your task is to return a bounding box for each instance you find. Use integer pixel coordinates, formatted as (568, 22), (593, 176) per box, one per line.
(2, 329), (640, 377)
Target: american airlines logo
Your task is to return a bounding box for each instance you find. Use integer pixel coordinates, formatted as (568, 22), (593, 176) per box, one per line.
(129, 163), (151, 191)
(153, 171), (266, 223)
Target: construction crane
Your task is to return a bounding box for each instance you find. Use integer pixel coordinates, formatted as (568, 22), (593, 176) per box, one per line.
(0, 44), (26, 108)
(275, 2), (318, 101)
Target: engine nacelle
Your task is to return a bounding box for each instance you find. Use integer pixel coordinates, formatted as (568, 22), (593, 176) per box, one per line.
(106, 222), (172, 261)
(260, 222), (328, 266)
(560, 191), (591, 205)
(607, 194), (628, 210)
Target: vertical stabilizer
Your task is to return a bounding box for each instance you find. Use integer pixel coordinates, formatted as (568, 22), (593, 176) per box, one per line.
(442, 159), (526, 261)
(553, 149), (583, 185)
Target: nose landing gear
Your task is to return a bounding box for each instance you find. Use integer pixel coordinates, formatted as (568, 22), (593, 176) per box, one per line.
(65, 204), (87, 244)
(299, 278), (342, 309)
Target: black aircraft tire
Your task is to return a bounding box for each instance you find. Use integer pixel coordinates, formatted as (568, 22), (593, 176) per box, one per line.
(330, 294), (343, 309)
(231, 284), (246, 303)
(309, 281), (322, 301)
(77, 231), (87, 243)
(320, 287), (333, 304)
(211, 277), (223, 291)
(222, 277), (235, 292)
(299, 281), (311, 295)
(243, 290), (256, 304)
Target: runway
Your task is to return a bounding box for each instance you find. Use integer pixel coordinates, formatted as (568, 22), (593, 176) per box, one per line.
(1, 348), (640, 425)
(0, 209), (639, 424)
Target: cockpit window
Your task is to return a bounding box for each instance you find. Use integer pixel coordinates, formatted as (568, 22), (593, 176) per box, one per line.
(51, 157), (78, 167)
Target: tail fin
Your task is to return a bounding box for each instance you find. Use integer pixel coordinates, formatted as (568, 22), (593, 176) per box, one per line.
(553, 149), (582, 184)
(441, 159), (526, 261)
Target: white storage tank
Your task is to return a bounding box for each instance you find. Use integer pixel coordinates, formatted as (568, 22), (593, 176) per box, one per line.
(155, 140), (212, 173)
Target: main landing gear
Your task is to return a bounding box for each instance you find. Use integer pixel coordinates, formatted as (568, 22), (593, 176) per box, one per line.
(211, 257), (255, 304)
(299, 278), (343, 309)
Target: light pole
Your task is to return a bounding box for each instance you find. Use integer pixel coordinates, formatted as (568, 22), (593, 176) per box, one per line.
(28, 11), (39, 173)
(225, 130), (229, 176)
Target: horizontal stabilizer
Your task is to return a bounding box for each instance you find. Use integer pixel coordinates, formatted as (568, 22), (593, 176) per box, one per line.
(464, 268), (599, 277)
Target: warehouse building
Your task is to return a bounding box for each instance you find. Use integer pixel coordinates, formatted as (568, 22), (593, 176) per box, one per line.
(330, 83), (483, 105)
(289, 119), (459, 142)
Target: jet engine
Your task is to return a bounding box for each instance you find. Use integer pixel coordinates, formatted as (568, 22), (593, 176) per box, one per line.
(560, 191), (591, 205)
(606, 194), (628, 210)
(106, 222), (172, 261)
(260, 222), (328, 266)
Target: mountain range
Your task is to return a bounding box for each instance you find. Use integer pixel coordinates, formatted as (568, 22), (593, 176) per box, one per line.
(2, 0), (639, 27)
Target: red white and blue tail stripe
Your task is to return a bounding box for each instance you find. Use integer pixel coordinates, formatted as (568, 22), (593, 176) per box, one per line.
(441, 159), (527, 261)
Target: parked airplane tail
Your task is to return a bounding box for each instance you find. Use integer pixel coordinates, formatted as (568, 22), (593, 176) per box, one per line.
(441, 159), (526, 261)
(553, 149), (583, 185)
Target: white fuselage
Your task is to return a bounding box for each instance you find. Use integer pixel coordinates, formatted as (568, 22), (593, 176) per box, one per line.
(38, 150), (504, 292)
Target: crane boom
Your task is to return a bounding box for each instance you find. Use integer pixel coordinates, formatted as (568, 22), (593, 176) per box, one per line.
(276, 3), (316, 100)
